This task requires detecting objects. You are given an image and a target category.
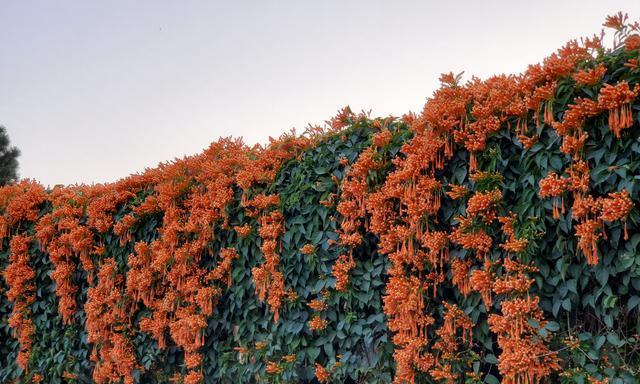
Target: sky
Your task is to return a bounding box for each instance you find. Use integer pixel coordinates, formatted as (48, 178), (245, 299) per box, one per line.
(1, 0), (637, 187)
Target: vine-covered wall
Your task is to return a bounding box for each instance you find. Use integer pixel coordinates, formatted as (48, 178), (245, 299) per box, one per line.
(2, 13), (640, 384)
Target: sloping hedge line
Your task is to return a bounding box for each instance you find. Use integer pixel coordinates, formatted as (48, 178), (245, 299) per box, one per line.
(2, 13), (640, 384)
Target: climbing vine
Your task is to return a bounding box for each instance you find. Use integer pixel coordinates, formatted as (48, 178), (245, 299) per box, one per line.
(1, 12), (640, 384)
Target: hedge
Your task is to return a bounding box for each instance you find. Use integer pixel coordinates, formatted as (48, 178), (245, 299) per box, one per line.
(2, 12), (640, 384)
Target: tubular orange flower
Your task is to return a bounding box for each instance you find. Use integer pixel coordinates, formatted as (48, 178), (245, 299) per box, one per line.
(626, 34), (640, 50)
(600, 190), (633, 222)
(451, 259), (473, 296)
(266, 361), (282, 375)
(572, 63), (607, 86)
(308, 298), (328, 312)
(575, 219), (602, 265)
(315, 363), (330, 383)
(446, 184), (468, 200)
(282, 354), (296, 363)
(470, 258), (494, 308)
(300, 244), (315, 255)
(3, 235), (36, 370)
(597, 81), (640, 137)
(234, 224), (252, 238)
(332, 253), (356, 291)
(308, 315), (329, 331)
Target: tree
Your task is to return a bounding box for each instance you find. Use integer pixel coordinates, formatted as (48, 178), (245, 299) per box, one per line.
(0, 126), (20, 185)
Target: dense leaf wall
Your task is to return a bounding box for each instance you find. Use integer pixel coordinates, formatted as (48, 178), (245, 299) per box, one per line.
(2, 15), (640, 384)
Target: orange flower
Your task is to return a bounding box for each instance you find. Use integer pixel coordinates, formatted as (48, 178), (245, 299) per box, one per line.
(597, 81), (640, 138)
(282, 354), (296, 363)
(451, 259), (472, 296)
(625, 34), (640, 50)
(466, 189), (502, 218)
(446, 184), (468, 200)
(234, 224), (252, 238)
(372, 129), (393, 148)
(572, 63), (607, 86)
(600, 190), (633, 222)
(575, 219), (602, 265)
(266, 361), (282, 375)
(308, 315), (329, 331)
(470, 259), (494, 308)
(332, 253), (356, 291)
(603, 12), (628, 31)
(450, 220), (492, 256)
(315, 364), (330, 383)
(308, 299), (327, 312)
(300, 244), (316, 255)
(3, 235), (36, 370)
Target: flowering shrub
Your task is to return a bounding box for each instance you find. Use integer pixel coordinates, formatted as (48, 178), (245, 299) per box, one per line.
(1, 12), (640, 384)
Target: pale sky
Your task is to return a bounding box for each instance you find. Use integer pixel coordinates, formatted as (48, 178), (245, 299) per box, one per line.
(1, 0), (637, 186)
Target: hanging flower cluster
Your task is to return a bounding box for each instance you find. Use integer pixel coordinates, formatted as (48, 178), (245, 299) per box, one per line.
(598, 81), (640, 137)
(252, 205), (285, 322)
(332, 253), (356, 291)
(334, 116), (391, 290)
(332, 13), (640, 383)
(3, 235), (36, 370)
(533, 19), (639, 268)
(487, 260), (561, 383)
(540, 165), (634, 265)
(0, 132), (314, 382)
(35, 186), (94, 323)
(430, 303), (473, 382)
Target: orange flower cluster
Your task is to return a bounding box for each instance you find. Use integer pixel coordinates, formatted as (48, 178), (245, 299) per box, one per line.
(470, 258), (495, 308)
(308, 298), (327, 312)
(499, 213), (529, 254)
(488, 295), (560, 383)
(252, 207), (286, 322)
(315, 363), (330, 383)
(35, 186), (96, 323)
(431, 303), (473, 381)
(234, 223), (252, 238)
(466, 188), (502, 219)
(331, 25), (613, 382)
(266, 361), (283, 375)
(372, 128), (393, 148)
(0, 180), (47, 234)
(337, 147), (380, 247)
(597, 81), (640, 137)
(539, 172), (568, 217)
(539, 171), (634, 264)
(86, 257), (138, 384)
(450, 217), (493, 256)
(573, 63), (607, 86)
(446, 184), (468, 200)
(332, 253), (355, 291)
(300, 244), (315, 255)
(600, 190), (634, 222)
(308, 314), (328, 331)
(451, 258), (473, 296)
(3, 235), (36, 370)
(488, 260), (560, 383)
(0, 131), (315, 382)
(334, 118), (393, 294)
(626, 34), (640, 50)
(575, 219), (603, 266)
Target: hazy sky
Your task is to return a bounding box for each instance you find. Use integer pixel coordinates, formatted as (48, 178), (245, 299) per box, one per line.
(1, 1), (637, 186)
